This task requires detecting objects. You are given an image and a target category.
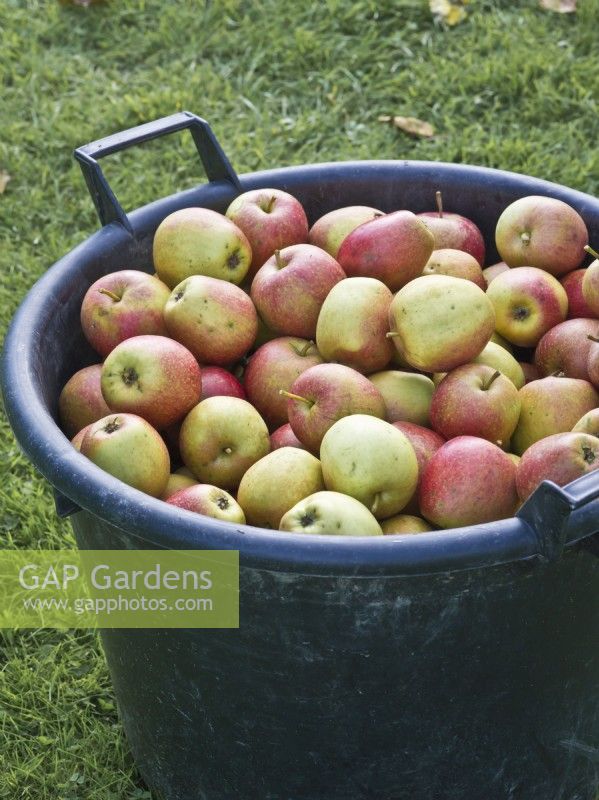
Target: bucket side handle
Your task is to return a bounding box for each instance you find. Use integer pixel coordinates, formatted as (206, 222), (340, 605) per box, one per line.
(517, 471), (599, 562)
(73, 111), (241, 234)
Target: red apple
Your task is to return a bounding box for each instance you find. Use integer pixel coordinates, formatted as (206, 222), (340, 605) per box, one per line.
(495, 195), (588, 277)
(392, 421), (445, 514)
(71, 424), (92, 452)
(283, 362), (386, 453)
(243, 337), (323, 429)
(520, 361), (541, 384)
(430, 364), (521, 447)
(561, 268), (595, 319)
(80, 269), (170, 357)
(80, 413), (170, 497)
(200, 366), (245, 400)
(269, 423), (306, 451)
(225, 188), (309, 280)
(419, 436), (518, 528)
(486, 266), (568, 347)
(161, 471), (197, 500)
(59, 364), (111, 439)
(308, 206), (383, 258)
(516, 432), (599, 502)
(582, 248), (599, 317)
(250, 244), (345, 339)
(483, 262), (510, 287)
(417, 192), (486, 265)
(164, 275), (257, 366)
(534, 318), (599, 380)
(100, 335), (202, 430)
(166, 483), (246, 523)
(337, 210), (434, 291)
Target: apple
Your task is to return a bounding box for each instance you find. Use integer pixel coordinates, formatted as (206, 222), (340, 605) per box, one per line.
(429, 364), (521, 447)
(485, 266), (568, 347)
(534, 318), (599, 380)
(80, 413), (170, 497)
(422, 248), (485, 289)
(391, 421), (445, 513)
(80, 269), (171, 357)
(164, 275), (257, 365)
(71, 424), (92, 452)
(490, 331), (514, 354)
(153, 207), (252, 288)
(320, 415), (418, 519)
(337, 210), (434, 291)
(561, 268), (595, 319)
(279, 491), (383, 536)
(269, 423), (306, 451)
(200, 366), (245, 401)
(161, 471), (197, 500)
(419, 436), (518, 528)
(582, 246), (599, 317)
(282, 363), (386, 453)
(179, 396), (270, 490)
(483, 262), (510, 287)
(586, 335), (599, 387)
(250, 244), (345, 339)
(381, 515), (434, 535)
(59, 364), (111, 438)
(471, 341), (525, 389)
(308, 206), (383, 258)
(100, 335), (202, 430)
(510, 376), (599, 455)
(368, 370), (435, 426)
(243, 337), (323, 429)
(166, 483), (246, 523)
(417, 191), (486, 265)
(520, 361), (541, 384)
(516, 432), (599, 502)
(315, 277), (394, 373)
(387, 274), (495, 372)
(495, 195), (588, 277)
(225, 188), (309, 279)
(572, 408), (599, 436)
(237, 447), (325, 529)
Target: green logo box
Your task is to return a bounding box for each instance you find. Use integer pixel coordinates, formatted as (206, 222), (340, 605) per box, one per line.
(0, 550), (239, 629)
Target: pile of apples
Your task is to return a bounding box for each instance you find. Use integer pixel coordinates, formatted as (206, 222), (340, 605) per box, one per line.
(58, 185), (599, 537)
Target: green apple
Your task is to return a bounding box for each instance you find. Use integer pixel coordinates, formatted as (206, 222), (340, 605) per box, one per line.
(308, 206), (383, 258)
(368, 370), (434, 426)
(422, 248), (485, 288)
(237, 447), (324, 529)
(572, 408), (599, 436)
(179, 397), (270, 489)
(387, 274), (495, 372)
(279, 491), (383, 536)
(80, 413), (170, 497)
(161, 471), (197, 500)
(471, 341), (525, 389)
(380, 515), (434, 535)
(319, 415), (418, 519)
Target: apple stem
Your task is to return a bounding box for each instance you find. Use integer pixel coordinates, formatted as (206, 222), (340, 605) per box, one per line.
(386, 331), (401, 339)
(551, 370), (566, 378)
(584, 244), (599, 260)
(274, 250), (285, 269)
(223, 447), (233, 455)
(98, 288), (121, 303)
(370, 493), (380, 516)
(297, 340), (315, 357)
(587, 335), (599, 343)
(483, 370), (501, 390)
(435, 190), (443, 218)
(520, 231), (531, 245)
(278, 389), (314, 408)
(265, 195), (276, 213)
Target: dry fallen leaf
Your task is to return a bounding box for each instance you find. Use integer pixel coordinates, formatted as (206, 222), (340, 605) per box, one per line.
(0, 171), (11, 195)
(539, 0), (576, 11)
(378, 115), (435, 139)
(429, 0), (468, 26)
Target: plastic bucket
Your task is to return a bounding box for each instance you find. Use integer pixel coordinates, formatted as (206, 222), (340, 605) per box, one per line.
(2, 112), (598, 800)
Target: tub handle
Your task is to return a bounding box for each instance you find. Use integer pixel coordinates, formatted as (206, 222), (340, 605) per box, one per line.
(73, 111), (241, 233)
(517, 471), (599, 562)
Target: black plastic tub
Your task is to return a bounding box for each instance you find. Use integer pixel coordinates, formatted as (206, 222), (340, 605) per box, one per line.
(2, 112), (598, 800)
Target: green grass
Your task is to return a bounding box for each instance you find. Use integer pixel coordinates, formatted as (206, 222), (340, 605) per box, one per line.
(1, 0), (599, 796)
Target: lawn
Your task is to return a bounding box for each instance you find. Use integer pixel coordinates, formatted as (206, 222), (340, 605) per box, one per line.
(1, 0), (598, 797)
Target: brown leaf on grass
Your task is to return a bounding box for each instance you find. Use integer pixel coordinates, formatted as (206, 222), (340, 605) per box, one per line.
(0, 171), (11, 195)
(378, 115), (435, 138)
(539, 0), (576, 11)
(429, 0), (468, 26)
